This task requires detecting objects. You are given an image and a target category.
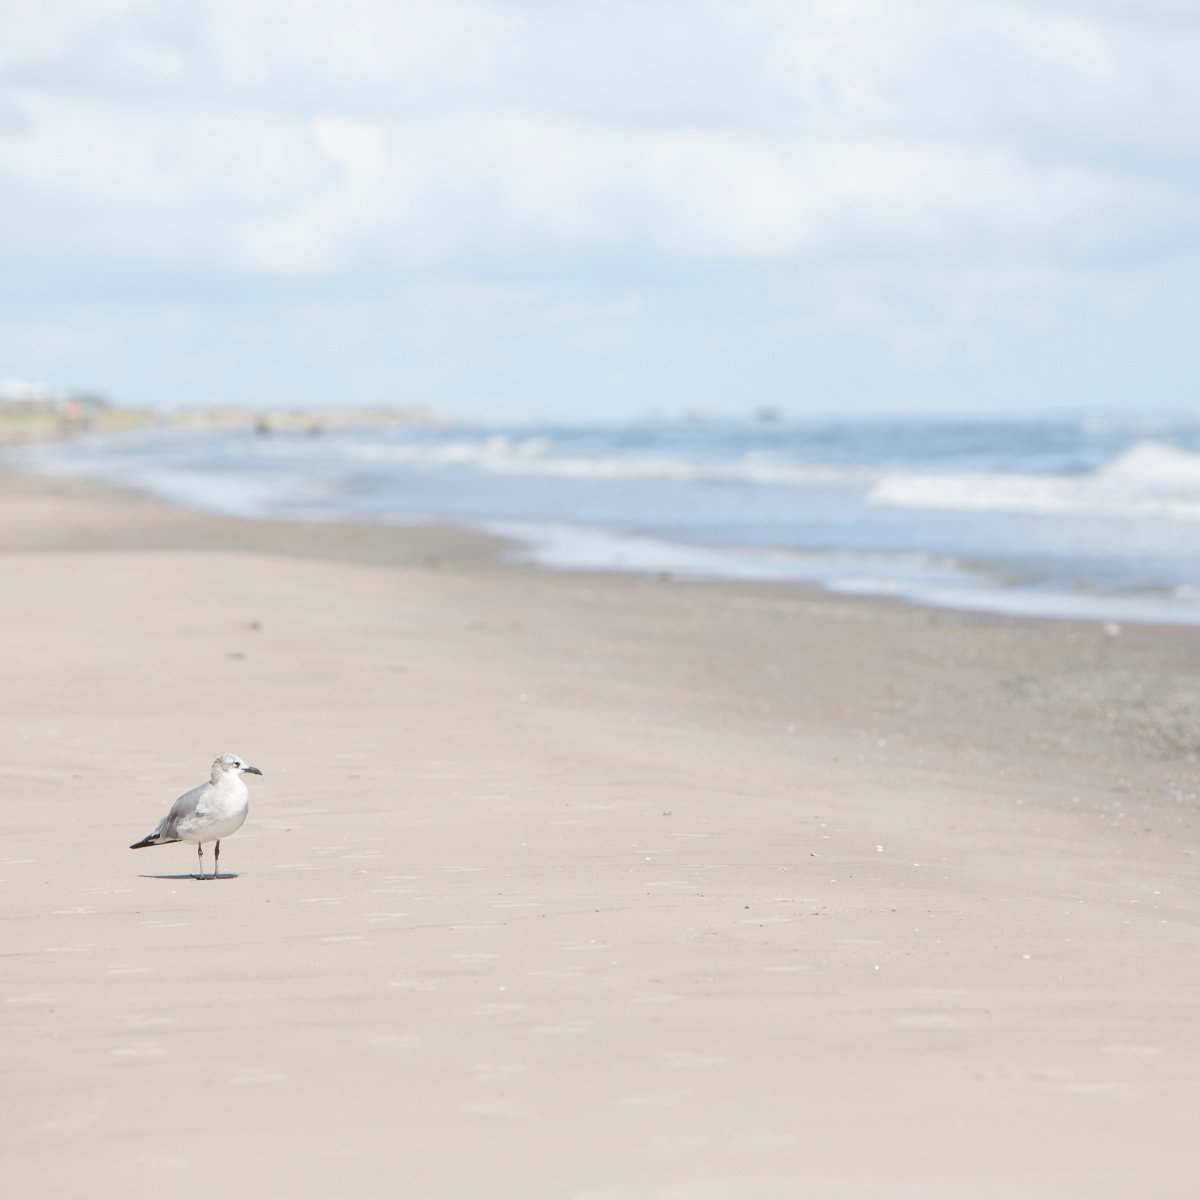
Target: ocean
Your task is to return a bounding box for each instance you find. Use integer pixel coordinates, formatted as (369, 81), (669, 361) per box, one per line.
(14, 414), (1200, 625)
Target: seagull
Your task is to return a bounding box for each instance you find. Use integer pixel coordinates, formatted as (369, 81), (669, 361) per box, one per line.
(130, 753), (262, 879)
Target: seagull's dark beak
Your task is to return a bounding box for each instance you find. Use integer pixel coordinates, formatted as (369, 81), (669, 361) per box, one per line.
(242, 765), (263, 775)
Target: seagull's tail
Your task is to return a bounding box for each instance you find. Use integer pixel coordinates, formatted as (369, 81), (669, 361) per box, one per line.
(129, 833), (178, 850)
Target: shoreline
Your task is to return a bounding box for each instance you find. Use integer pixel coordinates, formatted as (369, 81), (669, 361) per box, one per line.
(3, 464), (1200, 1198)
(11, 426), (1200, 630)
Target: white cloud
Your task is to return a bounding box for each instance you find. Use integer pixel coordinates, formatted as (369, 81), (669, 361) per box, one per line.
(0, 92), (324, 210)
(0, 0), (1197, 412)
(230, 113), (1175, 275)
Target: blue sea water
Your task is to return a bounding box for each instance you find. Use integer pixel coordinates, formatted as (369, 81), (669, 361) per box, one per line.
(14, 415), (1200, 624)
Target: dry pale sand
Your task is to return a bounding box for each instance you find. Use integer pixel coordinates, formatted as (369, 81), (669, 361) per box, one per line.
(4, 468), (1200, 1199)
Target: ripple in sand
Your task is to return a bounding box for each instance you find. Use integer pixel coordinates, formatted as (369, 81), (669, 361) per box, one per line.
(230, 1068), (286, 1086)
(367, 1034), (423, 1052)
(459, 1099), (533, 1120)
(896, 1013), (976, 1030)
(110, 1042), (166, 1060)
(135, 1152), (190, 1172)
(387, 978), (446, 992)
(657, 1052), (727, 1069)
(118, 1014), (174, 1029)
(648, 1133), (710, 1158)
(473, 1002), (528, 1017)
(1062, 1080), (1143, 1098)
(729, 1129), (797, 1150)
(29, 1111), (101, 1134)
(619, 1089), (691, 1109)
(472, 1062), (527, 1082)
(529, 1020), (592, 1035)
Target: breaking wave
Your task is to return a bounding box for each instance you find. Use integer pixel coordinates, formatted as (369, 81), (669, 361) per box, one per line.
(869, 441), (1200, 521)
(323, 433), (875, 488)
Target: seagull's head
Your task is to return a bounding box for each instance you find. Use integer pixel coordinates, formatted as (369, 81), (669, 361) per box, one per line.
(212, 752), (263, 782)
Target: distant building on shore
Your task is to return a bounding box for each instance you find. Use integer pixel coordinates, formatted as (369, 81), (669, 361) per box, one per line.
(0, 379), (111, 413)
(0, 379), (113, 436)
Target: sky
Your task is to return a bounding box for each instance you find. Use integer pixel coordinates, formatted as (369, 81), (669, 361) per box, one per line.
(0, 0), (1198, 420)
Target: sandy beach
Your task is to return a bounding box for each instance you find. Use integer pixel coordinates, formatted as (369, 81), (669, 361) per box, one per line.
(4, 465), (1200, 1199)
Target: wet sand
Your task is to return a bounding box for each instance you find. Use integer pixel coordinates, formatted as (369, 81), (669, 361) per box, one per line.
(3, 467), (1200, 1199)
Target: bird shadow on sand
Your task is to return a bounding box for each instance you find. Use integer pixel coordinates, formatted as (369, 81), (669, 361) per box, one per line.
(137, 873), (240, 881)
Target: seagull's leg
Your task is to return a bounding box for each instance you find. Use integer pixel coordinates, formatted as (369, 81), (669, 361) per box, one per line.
(214, 840), (220, 880)
(197, 843), (203, 880)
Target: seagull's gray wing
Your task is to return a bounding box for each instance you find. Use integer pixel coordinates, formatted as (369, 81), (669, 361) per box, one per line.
(155, 780), (214, 841)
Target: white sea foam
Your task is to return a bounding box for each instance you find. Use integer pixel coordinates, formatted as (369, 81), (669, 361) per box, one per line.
(869, 440), (1200, 521)
(16, 438), (315, 517)
(492, 521), (981, 586)
(1102, 440), (1200, 484)
(495, 520), (1200, 625)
